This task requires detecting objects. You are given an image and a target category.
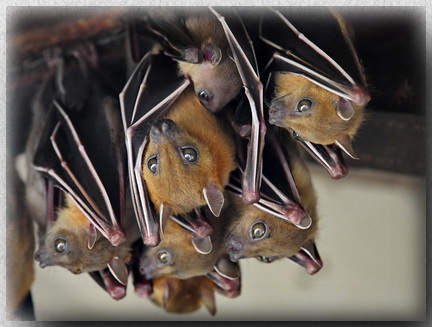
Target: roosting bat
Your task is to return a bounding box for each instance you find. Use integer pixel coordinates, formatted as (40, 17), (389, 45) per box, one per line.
(225, 130), (323, 275)
(260, 7), (370, 178)
(120, 47), (239, 246)
(31, 45), (128, 247)
(131, 7), (266, 204)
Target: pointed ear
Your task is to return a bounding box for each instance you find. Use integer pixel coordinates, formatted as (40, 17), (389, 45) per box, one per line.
(335, 134), (359, 160)
(162, 282), (172, 309)
(336, 97), (354, 121)
(87, 223), (101, 249)
(159, 203), (171, 236)
(192, 235), (213, 255)
(108, 256), (129, 286)
(203, 183), (224, 217)
(214, 256), (240, 280)
(200, 285), (217, 316)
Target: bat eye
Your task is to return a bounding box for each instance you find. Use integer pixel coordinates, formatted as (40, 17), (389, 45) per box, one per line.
(251, 222), (267, 240)
(296, 99), (313, 113)
(257, 255), (276, 263)
(157, 250), (172, 265)
(147, 156), (158, 174)
(181, 147), (198, 162)
(198, 89), (210, 102)
(54, 237), (67, 254)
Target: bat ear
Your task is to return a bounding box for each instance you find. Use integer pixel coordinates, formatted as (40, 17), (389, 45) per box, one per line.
(162, 282), (173, 309)
(202, 44), (222, 66)
(108, 257), (129, 286)
(203, 183), (224, 217)
(87, 223), (101, 249)
(159, 203), (171, 236)
(200, 286), (217, 316)
(192, 235), (213, 255)
(334, 134), (359, 160)
(214, 256), (240, 280)
(336, 97), (355, 121)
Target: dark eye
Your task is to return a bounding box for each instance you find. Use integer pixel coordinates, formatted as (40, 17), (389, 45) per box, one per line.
(181, 147), (198, 162)
(54, 237), (67, 254)
(251, 222), (267, 240)
(296, 99), (313, 113)
(198, 89), (210, 102)
(147, 156), (158, 174)
(157, 250), (171, 265)
(257, 256), (275, 263)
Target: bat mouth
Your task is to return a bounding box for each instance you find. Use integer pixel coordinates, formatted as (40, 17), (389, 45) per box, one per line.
(290, 129), (348, 179)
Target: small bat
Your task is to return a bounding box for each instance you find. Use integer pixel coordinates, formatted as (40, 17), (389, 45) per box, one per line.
(260, 7), (370, 178)
(225, 130), (323, 275)
(132, 7), (266, 204)
(149, 276), (217, 315)
(31, 45), (128, 247)
(139, 202), (233, 280)
(120, 49), (237, 246)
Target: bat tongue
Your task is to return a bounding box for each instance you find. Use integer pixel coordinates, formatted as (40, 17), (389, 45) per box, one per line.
(288, 240), (323, 275)
(292, 130), (348, 179)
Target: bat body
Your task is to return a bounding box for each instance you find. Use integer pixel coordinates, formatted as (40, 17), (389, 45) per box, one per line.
(225, 134), (323, 275)
(260, 7), (370, 177)
(150, 276), (217, 315)
(143, 85), (236, 217)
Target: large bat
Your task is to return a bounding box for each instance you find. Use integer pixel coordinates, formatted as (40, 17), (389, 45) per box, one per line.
(31, 46), (128, 247)
(260, 7), (370, 178)
(132, 7), (266, 204)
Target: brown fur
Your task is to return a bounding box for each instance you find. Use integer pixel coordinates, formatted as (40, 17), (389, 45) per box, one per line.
(271, 74), (364, 145)
(177, 14), (242, 112)
(35, 196), (132, 274)
(143, 86), (236, 215)
(225, 150), (319, 261)
(140, 210), (227, 280)
(150, 276), (216, 315)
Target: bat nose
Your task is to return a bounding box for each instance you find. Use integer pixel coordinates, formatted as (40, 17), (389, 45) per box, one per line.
(225, 237), (244, 262)
(34, 250), (49, 268)
(268, 105), (286, 125)
(150, 119), (181, 141)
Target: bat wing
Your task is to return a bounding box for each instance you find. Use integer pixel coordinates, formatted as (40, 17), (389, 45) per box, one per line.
(119, 51), (190, 246)
(210, 7), (266, 204)
(260, 7), (370, 106)
(33, 55), (127, 246)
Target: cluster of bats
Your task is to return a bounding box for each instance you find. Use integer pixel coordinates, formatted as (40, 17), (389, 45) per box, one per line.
(15, 7), (370, 316)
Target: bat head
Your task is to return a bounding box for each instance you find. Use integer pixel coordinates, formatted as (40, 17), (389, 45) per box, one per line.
(269, 73), (364, 145)
(142, 91), (236, 216)
(225, 197), (316, 263)
(139, 218), (224, 280)
(34, 198), (131, 275)
(178, 14), (243, 112)
(150, 276), (217, 315)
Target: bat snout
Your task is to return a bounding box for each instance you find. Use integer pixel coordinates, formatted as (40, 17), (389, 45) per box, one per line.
(150, 119), (181, 142)
(225, 237), (245, 262)
(34, 249), (51, 268)
(268, 105), (287, 126)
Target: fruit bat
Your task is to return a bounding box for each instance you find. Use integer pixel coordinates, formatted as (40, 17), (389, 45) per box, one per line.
(131, 7), (266, 204)
(149, 276), (217, 315)
(31, 45), (128, 247)
(139, 201), (236, 280)
(260, 7), (370, 178)
(225, 129), (323, 275)
(120, 48), (237, 247)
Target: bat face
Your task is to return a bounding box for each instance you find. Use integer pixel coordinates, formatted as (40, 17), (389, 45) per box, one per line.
(142, 88), (236, 216)
(34, 197), (131, 275)
(269, 73), (364, 146)
(150, 276), (216, 315)
(225, 197), (317, 263)
(177, 14), (243, 112)
(140, 217), (224, 280)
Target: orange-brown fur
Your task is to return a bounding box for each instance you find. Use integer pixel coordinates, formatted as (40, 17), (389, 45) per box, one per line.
(143, 86), (236, 215)
(140, 212), (227, 280)
(177, 14), (242, 112)
(272, 74), (364, 145)
(226, 148), (319, 260)
(36, 196), (132, 274)
(150, 276), (216, 315)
